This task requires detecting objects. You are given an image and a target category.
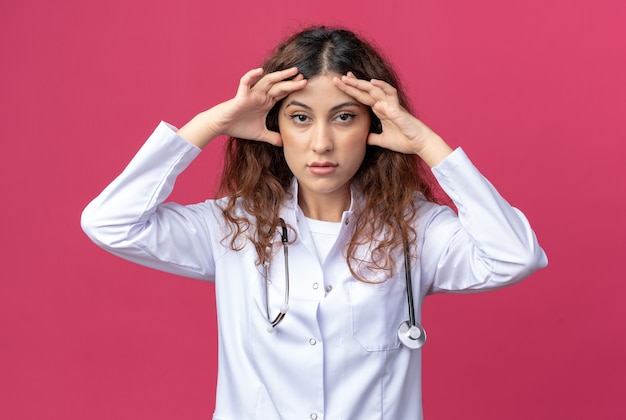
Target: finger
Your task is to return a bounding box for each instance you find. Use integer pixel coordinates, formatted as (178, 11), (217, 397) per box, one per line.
(366, 132), (384, 148)
(370, 79), (399, 99)
(254, 67), (300, 93)
(259, 129), (283, 147)
(266, 75), (307, 101)
(340, 74), (376, 91)
(237, 68), (265, 96)
(340, 76), (401, 111)
(343, 75), (398, 100)
(333, 76), (378, 106)
(350, 77), (394, 104)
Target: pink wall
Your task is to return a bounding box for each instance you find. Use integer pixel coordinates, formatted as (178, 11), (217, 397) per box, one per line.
(1, 0), (625, 418)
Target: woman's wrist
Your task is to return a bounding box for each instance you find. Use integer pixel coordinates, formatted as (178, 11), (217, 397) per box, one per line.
(412, 134), (454, 168)
(177, 107), (225, 149)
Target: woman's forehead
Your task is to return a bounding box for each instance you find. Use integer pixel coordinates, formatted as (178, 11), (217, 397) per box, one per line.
(281, 73), (365, 111)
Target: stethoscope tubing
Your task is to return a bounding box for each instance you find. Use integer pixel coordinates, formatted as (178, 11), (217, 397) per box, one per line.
(265, 219), (426, 348)
(265, 220), (290, 332)
(404, 240), (417, 328)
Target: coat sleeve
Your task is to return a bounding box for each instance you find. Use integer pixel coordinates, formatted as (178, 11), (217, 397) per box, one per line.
(417, 148), (548, 294)
(80, 122), (219, 281)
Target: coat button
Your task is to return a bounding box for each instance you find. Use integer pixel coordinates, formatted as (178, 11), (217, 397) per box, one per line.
(310, 413), (318, 420)
(309, 338), (317, 346)
(325, 285), (333, 293)
(312, 282), (319, 290)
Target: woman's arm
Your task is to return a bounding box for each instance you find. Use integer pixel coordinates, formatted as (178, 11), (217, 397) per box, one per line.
(334, 73), (547, 292)
(81, 68), (308, 279)
(80, 123), (219, 280)
(418, 149), (548, 293)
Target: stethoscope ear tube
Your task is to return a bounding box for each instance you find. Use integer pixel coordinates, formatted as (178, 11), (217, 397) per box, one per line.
(398, 242), (427, 349)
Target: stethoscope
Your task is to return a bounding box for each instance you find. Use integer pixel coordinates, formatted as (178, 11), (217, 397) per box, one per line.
(263, 219), (427, 350)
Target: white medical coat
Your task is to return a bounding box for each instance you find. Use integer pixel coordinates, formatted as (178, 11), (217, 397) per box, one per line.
(81, 122), (548, 420)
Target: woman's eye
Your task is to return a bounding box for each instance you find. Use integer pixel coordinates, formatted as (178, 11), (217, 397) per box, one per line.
(336, 113), (356, 122)
(291, 114), (310, 124)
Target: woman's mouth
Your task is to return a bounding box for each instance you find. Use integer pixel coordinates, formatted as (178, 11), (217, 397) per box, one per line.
(308, 162), (338, 175)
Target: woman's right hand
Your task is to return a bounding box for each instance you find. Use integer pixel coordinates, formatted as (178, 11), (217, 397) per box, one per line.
(177, 67), (307, 149)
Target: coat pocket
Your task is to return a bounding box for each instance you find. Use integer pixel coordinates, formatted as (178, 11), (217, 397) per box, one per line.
(349, 275), (406, 351)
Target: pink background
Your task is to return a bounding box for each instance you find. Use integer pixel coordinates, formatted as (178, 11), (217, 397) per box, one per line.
(2, 0), (625, 418)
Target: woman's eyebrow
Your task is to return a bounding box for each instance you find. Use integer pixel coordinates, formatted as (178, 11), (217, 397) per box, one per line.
(329, 102), (362, 112)
(284, 100), (311, 110)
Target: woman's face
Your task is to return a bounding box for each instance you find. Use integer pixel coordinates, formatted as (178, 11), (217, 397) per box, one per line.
(278, 73), (371, 212)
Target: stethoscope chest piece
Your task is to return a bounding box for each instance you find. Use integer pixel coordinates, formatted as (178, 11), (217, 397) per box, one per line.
(398, 320), (427, 350)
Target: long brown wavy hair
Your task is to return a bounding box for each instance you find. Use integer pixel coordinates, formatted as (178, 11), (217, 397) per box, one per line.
(218, 26), (440, 282)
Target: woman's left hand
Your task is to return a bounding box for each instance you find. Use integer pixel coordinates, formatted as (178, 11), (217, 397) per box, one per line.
(334, 73), (453, 167)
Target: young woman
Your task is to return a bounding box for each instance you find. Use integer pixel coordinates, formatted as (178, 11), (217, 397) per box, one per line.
(82, 26), (547, 420)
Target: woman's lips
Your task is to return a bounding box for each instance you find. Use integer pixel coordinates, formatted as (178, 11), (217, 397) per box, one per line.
(308, 162), (338, 175)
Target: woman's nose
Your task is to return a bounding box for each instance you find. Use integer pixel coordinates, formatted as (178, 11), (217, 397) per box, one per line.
(310, 123), (333, 153)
